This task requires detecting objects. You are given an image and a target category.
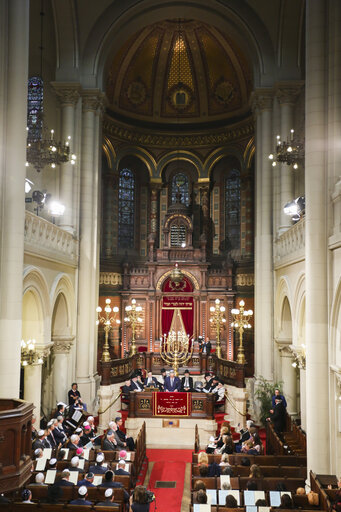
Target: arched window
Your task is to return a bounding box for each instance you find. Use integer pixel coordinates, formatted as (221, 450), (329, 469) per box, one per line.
(170, 223), (187, 247)
(27, 76), (43, 141)
(118, 168), (135, 248)
(225, 169), (240, 250)
(171, 172), (189, 206)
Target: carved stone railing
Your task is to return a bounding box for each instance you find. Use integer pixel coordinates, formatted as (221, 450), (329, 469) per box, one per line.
(274, 217), (305, 268)
(24, 211), (78, 267)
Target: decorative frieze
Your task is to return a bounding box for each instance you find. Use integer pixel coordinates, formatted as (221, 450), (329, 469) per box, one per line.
(51, 82), (81, 107)
(236, 273), (254, 287)
(99, 272), (122, 286)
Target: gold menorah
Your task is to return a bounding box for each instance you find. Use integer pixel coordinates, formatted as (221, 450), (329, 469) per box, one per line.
(160, 329), (193, 376)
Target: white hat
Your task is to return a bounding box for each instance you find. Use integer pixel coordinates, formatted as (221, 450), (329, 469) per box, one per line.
(49, 458), (57, 466)
(35, 473), (45, 483)
(78, 486), (87, 496)
(118, 460), (126, 466)
(34, 449), (42, 456)
(62, 469), (70, 474)
(83, 421), (90, 427)
(96, 453), (104, 463)
(47, 420), (54, 427)
(71, 456), (79, 467)
(105, 488), (113, 498)
(75, 427), (82, 433)
(38, 430), (45, 436)
(88, 416), (94, 421)
(57, 402), (67, 407)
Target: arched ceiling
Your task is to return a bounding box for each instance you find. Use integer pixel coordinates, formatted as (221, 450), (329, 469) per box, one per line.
(105, 19), (252, 127)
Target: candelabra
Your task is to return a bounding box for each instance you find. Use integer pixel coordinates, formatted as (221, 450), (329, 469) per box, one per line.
(209, 299), (226, 359)
(160, 330), (193, 376)
(124, 299), (143, 355)
(96, 299), (120, 363)
(21, 339), (44, 367)
(269, 129), (305, 169)
(231, 300), (253, 365)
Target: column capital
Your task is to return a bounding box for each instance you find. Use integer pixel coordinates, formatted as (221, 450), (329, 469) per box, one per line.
(35, 341), (54, 360)
(52, 335), (75, 354)
(275, 81), (304, 105)
(51, 82), (81, 107)
(251, 88), (274, 114)
(81, 89), (106, 113)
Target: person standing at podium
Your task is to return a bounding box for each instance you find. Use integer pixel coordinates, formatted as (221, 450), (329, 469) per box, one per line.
(200, 337), (212, 355)
(163, 369), (181, 392)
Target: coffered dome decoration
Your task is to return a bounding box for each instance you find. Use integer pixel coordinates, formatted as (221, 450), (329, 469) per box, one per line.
(106, 20), (252, 126)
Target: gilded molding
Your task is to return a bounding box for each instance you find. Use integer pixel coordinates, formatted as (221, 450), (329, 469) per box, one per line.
(99, 272), (122, 286)
(103, 117), (254, 148)
(156, 269), (199, 290)
(236, 273), (254, 287)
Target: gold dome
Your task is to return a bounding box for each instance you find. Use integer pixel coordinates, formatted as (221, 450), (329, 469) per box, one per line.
(106, 19), (252, 127)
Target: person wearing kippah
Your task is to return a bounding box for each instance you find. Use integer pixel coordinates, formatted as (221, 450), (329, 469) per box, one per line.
(21, 489), (33, 503)
(69, 485), (92, 505)
(114, 460), (130, 476)
(96, 488), (120, 507)
(78, 472), (95, 487)
(89, 453), (107, 474)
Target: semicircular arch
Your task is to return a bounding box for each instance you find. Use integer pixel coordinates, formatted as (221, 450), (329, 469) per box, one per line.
(156, 269), (199, 291)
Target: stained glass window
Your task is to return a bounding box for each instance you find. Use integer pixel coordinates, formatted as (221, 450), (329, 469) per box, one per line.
(171, 172), (189, 206)
(27, 76), (43, 141)
(225, 169), (240, 250)
(118, 168), (135, 248)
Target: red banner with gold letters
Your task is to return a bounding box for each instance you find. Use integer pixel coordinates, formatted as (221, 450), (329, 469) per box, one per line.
(153, 392), (191, 417)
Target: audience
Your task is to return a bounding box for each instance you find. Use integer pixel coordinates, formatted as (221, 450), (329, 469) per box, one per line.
(279, 493), (294, 509)
(21, 489), (33, 504)
(96, 488), (120, 507)
(70, 485), (92, 505)
(225, 494), (238, 508)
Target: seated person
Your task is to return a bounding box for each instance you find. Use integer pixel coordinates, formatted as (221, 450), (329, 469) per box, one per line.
(196, 489), (208, 504)
(115, 459), (130, 475)
(159, 368), (167, 390)
(54, 469), (74, 487)
(225, 494), (238, 508)
(180, 369), (194, 392)
(96, 488), (120, 507)
(89, 453), (107, 474)
(122, 379), (133, 394)
(70, 485), (92, 506)
(68, 382), (86, 411)
(144, 371), (159, 388)
(69, 456), (82, 472)
(21, 489), (33, 504)
(213, 380), (226, 402)
(130, 485), (153, 512)
(279, 494), (294, 509)
(216, 434), (234, 454)
(202, 372), (212, 393)
(78, 472), (95, 487)
(68, 433), (80, 450)
(193, 480), (207, 504)
(163, 369), (181, 392)
(130, 373), (144, 392)
(103, 429), (119, 450)
(115, 416), (135, 451)
(30, 472), (46, 486)
(249, 464), (262, 479)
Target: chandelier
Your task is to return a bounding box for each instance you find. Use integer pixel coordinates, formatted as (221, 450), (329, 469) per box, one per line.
(26, 3), (74, 173)
(269, 129), (304, 169)
(170, 263), (184, 284)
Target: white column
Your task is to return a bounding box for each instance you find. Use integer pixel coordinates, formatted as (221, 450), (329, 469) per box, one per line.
(51, 83), (80, 233)
(276, 84), (303, 234)
(0, 1), (29, 398)
(299, 368), (306, 431)
(279, 347), (297, 416)
(52, 336), (74, 405)
(305, 0), (330, 473)
(76, 91), (102, 407)
(253, 90), (273, 380)
(24, 362), (43, 418)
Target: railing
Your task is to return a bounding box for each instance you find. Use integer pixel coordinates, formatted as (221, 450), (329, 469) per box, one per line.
(102, 352), (245, 388)
(134, 421), (146, 479)
(24, 211), (78, 267)
(274, 217), (305, 268)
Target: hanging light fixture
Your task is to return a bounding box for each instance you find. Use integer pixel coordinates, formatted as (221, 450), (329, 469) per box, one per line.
(269, 129), (304, 169)
(26, 1), (72, 172)
(170, 262), (184, 284)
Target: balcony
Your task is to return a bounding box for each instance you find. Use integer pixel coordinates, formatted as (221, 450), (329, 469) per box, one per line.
(24, 211), (78, 267)
(274, 217), (305, 269)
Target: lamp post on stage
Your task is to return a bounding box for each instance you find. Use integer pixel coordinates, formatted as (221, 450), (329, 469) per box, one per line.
(209, 299), (226, 359)
(231, 300), (253, 365)
(96, 299), (120, 363)
(124, 299), (143, 356)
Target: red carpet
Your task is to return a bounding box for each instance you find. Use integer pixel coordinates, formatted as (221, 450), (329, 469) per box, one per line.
(146, 449), (192, 512)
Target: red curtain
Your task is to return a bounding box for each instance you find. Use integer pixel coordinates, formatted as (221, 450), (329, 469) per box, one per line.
(161, 307), (174, 338)
(179, 298), (194, 338)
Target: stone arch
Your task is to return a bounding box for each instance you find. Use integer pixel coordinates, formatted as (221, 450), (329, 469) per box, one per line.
(205, 146), (246, 177)
(274, 276), (292, 340)
(158, 151), (202, 179)
(330, 276), (341, 367)
(80, 0), (276, 90)
(156, 269), (199, 290)
(116, 147), (156, 177)
(50, 274), (76, 338)
(22, 267), (51, 345)
(293, 272), (306, 346)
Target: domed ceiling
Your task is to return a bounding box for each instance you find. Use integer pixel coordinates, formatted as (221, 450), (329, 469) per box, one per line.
(106, 19), (252, 127)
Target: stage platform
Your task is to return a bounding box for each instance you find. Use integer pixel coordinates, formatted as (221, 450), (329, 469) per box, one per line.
(125, 416), (217, 449)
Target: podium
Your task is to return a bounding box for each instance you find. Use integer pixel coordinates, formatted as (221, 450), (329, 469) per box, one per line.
(128, 391), (214, 419)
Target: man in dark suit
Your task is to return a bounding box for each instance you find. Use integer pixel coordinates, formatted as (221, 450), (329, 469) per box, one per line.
(267, 397), (286, 434)
(122, 379), (133, 394)
(115, 416), (135, 451)
(102, 430), (118, 451)
(78, 472), (95, 487)
(201, 337), (212, 355)
(89, 453), (107, 474)
(271, 388), (287, 408)
(32, 430), (46, 450)
(163, 369), (181, 392)
(96, 488), (120, 507)
(54, 469), (75, 486)
(70, 486), (92, 505)
(180, 369), (194, 392)
(130, 374), (144, 392)
(144, 371), (159, 388)
(114, 460), (130, 476)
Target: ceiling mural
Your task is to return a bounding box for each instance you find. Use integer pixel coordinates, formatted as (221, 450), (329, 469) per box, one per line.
(106, 19), (252, 126)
